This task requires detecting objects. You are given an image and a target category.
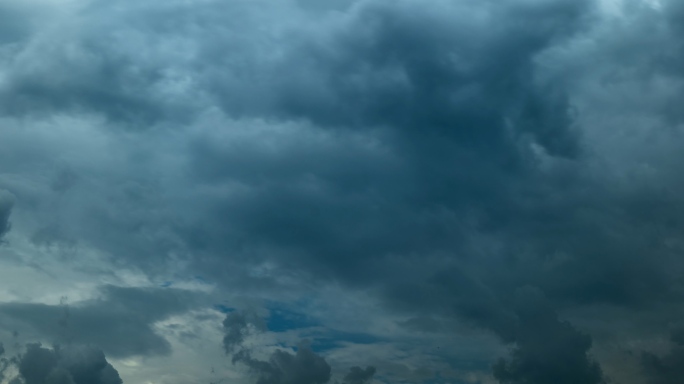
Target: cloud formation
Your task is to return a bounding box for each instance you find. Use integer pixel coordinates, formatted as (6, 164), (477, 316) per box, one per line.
(224, 310), (332, 384)
(340, 366), (376, 384)
(641, 329), (684, 384)
(0, 190), (14, 241)
(223, 311), (376, 384)
(18, 344), (122, 384)
(2, 0), (684, 383)
(233, 345), (332, 384)
(223, 311), (265, 354)
(493, 288), (604, 384)
(0, 286), (204, 358)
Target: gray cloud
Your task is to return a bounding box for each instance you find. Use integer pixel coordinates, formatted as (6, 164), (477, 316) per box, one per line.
(2, 0), (603, 294)
(0, 2), (37, 46)
(223, 311), (373, 384)
(233, 345), (332, 384)
(0, 286), (204, 358)
(223, 311), (265, 354)
(641, 329), (684, 384)
(493, 288), (604, 384)
(17, 343), (122, 384)
(2, 0), (684, 383)
(0, 190), (14, 241)
(172, 2), (608, 324)
(341, 366), (376, 384)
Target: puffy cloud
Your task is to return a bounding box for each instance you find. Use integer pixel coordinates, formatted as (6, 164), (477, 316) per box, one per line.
(493, 288), (604, 384)
(2, 0), (600, 297)
(3, 0), (684, 383)
(222, 310), (331, 384)
(17, 344), (122, 384)
(233, 345), (332, 384)
(222, 311), (375, 384)
(182, 0), (592, 279)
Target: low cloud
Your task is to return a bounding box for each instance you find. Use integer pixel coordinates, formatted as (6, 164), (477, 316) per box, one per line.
(340, 366), (376, 384)
(223, 311), (265, 354)
(2, 0), (684, 383)
(223, 311), (374, 384)
(0, 190), (14, 241)
(641, 329), (684, 384)
(17, 343), (122, 384)
(233, 345), (332, 384)
(493, 288), (604, 384)
(0, 286), (205, 358)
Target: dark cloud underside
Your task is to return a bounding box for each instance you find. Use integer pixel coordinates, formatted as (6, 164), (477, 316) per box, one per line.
(18, 344), (122, 384)
(0, 286), (203, 358)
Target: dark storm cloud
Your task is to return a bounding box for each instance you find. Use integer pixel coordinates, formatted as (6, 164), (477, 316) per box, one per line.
(182, 0), (684, 339)
(259, 1), (585, 155)
(2, 0), (611, 299)
(17, 344), (122, 384)
(388, 278), (605, 383)
(0, 190), (13, 241)
(170, 0), (684, 330)
(641, 329), (684, 384)
(493, 288), (603, 384)
(0, 286), (204, 358)
(223, 310), (333, 384)
(386, 267), (517, 341)
(1, 0), (676, 303)
(183, 0), (595, 284)
(340, 366), (376, 384)
(223, 311), (373, 384)
(0, 0), (622, 380)
(233, 345), (332, 384)
(0, 4), (166, 127)
(4, 0), (684, 383)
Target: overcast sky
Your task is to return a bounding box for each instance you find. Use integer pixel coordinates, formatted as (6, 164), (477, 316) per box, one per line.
(1, 0), (684, 383)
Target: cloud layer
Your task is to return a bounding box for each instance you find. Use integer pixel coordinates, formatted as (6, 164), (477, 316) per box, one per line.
(18, 344), (122, 384)
(2, 0), (684, 383)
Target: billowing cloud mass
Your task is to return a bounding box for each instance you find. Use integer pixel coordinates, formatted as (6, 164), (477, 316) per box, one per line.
(233, 345), (332, 384)
(2, 0), (684, 383)
(223, 311), (335, 384)
(492, 288), (603, 384)
(18, 344), (122, 384)
(222, 311), (376, 384)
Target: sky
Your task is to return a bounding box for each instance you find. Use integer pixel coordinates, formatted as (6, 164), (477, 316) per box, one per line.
(1, 0), (684, 383)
